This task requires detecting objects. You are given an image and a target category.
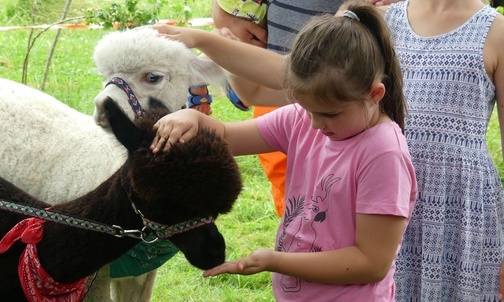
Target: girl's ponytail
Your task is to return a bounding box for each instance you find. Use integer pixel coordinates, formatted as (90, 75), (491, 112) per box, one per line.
(346, 1), (406, 131)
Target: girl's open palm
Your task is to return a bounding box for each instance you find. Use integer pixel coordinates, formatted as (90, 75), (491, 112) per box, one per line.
(203, 249), (274, 277)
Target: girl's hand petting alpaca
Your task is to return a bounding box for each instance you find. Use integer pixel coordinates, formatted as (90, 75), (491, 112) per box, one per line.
(150, 109), (201, 153)
(203, 249), (275, 277)
(151, 24), (202, 48)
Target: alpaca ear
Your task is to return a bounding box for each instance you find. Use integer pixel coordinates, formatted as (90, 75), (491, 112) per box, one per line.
(187, 57), (227, 88)
(103, 97), (143, 153)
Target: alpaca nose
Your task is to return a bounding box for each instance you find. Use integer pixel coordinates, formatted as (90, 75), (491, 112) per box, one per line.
(170, 224), (226, 270)
(93, 84), (135, 129)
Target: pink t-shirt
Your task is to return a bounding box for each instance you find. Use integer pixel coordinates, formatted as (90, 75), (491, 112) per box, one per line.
(257, 104), (417, 302)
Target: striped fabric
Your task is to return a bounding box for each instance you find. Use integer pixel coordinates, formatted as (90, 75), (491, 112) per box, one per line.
(266, 0), (344, 54)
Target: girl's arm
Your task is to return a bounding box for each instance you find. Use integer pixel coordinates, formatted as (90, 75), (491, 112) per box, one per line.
(151, 109), (275, 156)
(204, 213), (407, 284)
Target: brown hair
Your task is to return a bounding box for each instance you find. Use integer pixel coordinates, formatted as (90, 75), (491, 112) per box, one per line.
(284, 1), (406, 131)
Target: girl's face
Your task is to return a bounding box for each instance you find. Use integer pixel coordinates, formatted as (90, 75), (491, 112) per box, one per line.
(297, 96), (380, 141)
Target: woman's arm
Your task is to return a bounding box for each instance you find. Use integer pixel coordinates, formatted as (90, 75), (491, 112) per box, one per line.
(485, 13), (504, 298)
(491, 15), (504, 162)
(204, 213), (407, 284)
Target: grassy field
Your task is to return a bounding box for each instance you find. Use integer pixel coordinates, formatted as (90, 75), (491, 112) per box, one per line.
(0, 1), (503, 302)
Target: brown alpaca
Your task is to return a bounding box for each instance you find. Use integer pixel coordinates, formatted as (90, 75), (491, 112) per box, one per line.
(0, 97), (242, 301)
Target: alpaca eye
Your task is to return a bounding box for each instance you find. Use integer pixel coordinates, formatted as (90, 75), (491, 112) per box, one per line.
(146, 73), (162, 83)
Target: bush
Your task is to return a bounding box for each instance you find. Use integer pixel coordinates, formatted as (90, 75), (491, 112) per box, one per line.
(85, 0), (170, 30)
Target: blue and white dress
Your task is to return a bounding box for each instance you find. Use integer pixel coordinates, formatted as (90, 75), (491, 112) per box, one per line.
(385, 2), (504, 301)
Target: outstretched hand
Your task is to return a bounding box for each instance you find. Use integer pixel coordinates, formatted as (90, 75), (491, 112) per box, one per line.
(203, 249), (275, 277)
(150, 109), (201, 153)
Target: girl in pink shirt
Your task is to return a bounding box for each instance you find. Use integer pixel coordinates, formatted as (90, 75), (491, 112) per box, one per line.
(150, 1), (417, 301)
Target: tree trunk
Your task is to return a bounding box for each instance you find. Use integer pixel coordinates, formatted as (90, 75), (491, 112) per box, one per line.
(41, 0), (72, 90)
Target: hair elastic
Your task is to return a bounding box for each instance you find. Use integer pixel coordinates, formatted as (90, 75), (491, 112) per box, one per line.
(343, 10), (360, 21)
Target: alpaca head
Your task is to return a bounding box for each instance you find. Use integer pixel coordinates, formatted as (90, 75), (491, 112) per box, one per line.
(104, 97), (242, 269)
(93, 28), (227, 129)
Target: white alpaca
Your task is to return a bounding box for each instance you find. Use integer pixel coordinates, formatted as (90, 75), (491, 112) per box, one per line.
(0, 28), (226, 302)
(92, 28), (225, 129)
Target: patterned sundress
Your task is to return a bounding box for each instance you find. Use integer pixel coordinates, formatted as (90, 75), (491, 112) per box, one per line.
(385, 2), (504, 301)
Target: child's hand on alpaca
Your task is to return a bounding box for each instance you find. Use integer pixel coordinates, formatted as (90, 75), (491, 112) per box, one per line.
(151, 109), (201, 153)
(151, 24), (201, 48)
(203, 249), (275, 277)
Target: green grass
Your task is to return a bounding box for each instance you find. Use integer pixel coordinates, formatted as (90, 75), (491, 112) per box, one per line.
(1, 1), (503, 302)
(0, 29), (108, 113)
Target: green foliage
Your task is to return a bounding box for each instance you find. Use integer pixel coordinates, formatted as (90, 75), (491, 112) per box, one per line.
(1, 0), (87, 25)
(0, 0), (41, 25)
(85, 0), (170, 30)
(4, 3), (21, 20)
(84, 0), (198, 30)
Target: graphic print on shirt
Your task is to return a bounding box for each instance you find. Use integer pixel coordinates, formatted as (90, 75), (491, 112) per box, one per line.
(277, 174), (341, 292)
